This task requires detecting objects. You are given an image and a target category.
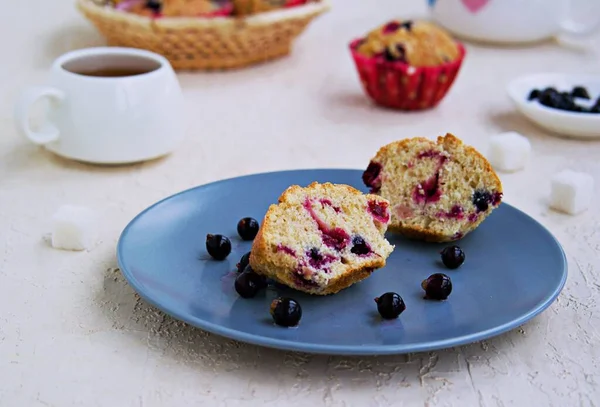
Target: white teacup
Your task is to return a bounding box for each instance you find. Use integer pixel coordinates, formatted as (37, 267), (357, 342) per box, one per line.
(428, 0), (599, 44)
(15, 47), (185, 164)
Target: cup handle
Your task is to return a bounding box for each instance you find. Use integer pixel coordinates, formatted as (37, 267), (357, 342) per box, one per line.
(559, 0), (600, 36)
(14, 87), (65, 145)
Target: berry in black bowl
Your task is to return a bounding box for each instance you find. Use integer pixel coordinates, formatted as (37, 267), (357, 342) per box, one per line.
(422, 273), (452, 300)
(236, 251), (251, 273)
(206, 234), (231, 260)
(237, 217), (260, 240)
(440, 246), (465, 269)
(270, 297), (302, 327)
(374, 292), (406, 319)
(235, 266), (267, 298)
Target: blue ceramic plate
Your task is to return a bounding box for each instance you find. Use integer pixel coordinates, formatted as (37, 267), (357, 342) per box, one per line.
(117, 169), (567, 355)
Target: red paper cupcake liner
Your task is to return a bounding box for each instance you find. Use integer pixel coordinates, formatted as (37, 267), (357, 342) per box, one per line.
(349, 39), (466, 111)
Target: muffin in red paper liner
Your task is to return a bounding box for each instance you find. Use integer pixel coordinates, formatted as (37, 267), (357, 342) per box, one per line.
(349, 20), (466, 111)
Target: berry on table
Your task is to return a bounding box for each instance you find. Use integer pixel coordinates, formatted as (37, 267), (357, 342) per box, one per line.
(237, 217), (260, 240)
(270, 297), (302, 327)
(440, 246), (465, 269)
(235, 266), (267, 298)
(422, 273), (452, 300)
(236, 251), (251, 273)
(206, 234), (231, 260)
(374, 292), (406, 319)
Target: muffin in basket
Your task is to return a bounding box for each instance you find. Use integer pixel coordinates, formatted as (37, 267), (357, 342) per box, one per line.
(78, 0), (330, 70)
(249, 182), (394, 295)
(117, 0), (234, 18)
(349, 19), (466, 110)
(362, 133), (503, 242)
(233, 0), (307, 16)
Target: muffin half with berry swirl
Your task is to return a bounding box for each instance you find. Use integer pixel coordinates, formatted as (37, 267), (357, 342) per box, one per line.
(363, 133), (503, 242)
(249, 182), (394, 295)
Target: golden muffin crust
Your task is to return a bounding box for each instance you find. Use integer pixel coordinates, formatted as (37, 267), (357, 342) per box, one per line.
(356, 20), (460, 67)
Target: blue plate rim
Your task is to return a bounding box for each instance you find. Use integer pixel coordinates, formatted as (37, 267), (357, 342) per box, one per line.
(116, 168), (568, 355)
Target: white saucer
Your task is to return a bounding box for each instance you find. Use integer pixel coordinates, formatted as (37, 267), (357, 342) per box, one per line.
(507, 73), (600, 139)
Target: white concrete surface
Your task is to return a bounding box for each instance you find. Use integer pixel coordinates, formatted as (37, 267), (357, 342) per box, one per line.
(1, 1), (599, 406)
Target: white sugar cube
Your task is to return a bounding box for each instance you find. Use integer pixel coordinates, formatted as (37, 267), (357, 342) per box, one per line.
(550, 170), (594, 215)
(51, 205), (96, 251)
(487, 132), (531, 172)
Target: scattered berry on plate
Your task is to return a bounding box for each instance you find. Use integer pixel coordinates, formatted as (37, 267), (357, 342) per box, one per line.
(237, 217), (260, 240)
(270, 297), (302, 327)
(571, 86), (590, 100)
(374, 292), (406, 319)
(422, 273), (452, 300)
(236, 251), (251, 273)
(206, 234), (231, 260)
(440, 245), (465, 269)
(235, 266), (267, 298)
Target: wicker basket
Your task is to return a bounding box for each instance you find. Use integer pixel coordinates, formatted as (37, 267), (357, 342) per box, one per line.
(76, 0), (330, 70)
